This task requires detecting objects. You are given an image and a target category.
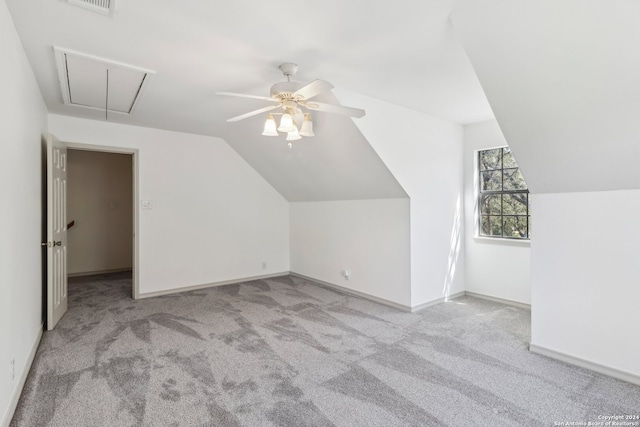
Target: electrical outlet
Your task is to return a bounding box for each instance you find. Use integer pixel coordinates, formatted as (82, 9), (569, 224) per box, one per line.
(262, 261), (267, 270)
(10, 358), (15, 381)
(344, 269), (351, 280)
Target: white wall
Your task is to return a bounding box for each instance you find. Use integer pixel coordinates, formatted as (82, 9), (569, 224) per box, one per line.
(49, 115), (290, 295)
(67, 150), (133, 276)
(531, 189), (640, 379)
(335, 90), (465, 307)
(463, 121), (531, 304)
(290, 199), (411, 307)
(0, 2), (48, 425)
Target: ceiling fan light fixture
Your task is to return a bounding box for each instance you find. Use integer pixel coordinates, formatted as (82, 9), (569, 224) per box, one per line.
(218, 63), (365, 146)
(299, 114), (314, 137)
(278, 112), (296, 133)
(286, 127), (302, 141)
(262, 114), (278, 136)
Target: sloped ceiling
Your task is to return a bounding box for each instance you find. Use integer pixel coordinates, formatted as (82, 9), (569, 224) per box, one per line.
(221, 92), (407, 201)
(7, 0), (492, 201)
(452, 0), (640, 194)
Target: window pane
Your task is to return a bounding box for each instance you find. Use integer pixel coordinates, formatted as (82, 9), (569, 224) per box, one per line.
(481, 170), (502, 191)
(481, 216), (490, 235)
(503, 216), (528, 239)
(503, 216), (518, 238)
(502, 193), (527, 215)
(479, 149), (502, 171)
(503, 148), (518, 169)
(489, 216), (502, 236)
(481, 216), (502, 237)
(517, 216), (529, 238)
(480, 194), (501, 216)
(477, 147), (530, 240)
(503, 168), (527, 190)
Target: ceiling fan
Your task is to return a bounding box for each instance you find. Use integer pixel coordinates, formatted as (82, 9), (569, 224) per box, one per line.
(217, 63), (365, 141)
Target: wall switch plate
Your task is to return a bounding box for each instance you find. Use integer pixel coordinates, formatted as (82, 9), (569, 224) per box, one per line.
(262, 261), (267, 269)
(344, 269), (351, 280)
(141, 200), (152, 210)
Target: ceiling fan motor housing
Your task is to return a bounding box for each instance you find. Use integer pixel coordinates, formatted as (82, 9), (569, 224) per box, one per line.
(270, 81), (305, 100)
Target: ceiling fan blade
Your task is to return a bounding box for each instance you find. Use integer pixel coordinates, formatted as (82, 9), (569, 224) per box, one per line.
(293, 79), (334, 101)
(304, 101), (365, 118)
(217, 92), (277, 102)
(227, 104), (280, 122)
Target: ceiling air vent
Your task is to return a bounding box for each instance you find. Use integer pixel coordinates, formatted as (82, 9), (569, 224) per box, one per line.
(67, 0), (116, 16)
(54, 47), (155, 115)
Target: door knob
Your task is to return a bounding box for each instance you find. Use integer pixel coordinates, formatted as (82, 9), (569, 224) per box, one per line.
(41, 241), (62, 247)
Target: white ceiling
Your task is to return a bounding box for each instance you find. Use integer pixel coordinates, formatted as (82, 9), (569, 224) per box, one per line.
(7, 0), (491, 201)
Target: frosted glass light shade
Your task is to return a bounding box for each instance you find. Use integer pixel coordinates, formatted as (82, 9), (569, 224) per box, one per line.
(299, 114), (314, 137)
(278, 113), (296, 132)
(286, 127), (302, 141)
(262, 114), (278, 136)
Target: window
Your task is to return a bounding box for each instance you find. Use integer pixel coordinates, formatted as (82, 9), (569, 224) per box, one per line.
(478, 147), (530, 239)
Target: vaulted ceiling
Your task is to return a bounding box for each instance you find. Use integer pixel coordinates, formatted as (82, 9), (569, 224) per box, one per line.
(7, 0), (492, 200)
(7, 0), (492, 129)
(10, 0), (638, 198)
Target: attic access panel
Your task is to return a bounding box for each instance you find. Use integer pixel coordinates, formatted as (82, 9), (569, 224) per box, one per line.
(54, 47), (155, 115)
(67, 0), (116, 16)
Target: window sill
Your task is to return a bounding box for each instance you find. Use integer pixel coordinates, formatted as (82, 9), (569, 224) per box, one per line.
(474, 236), (531, 245)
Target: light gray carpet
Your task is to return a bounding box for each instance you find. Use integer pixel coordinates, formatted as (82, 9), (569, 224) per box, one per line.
(11, 273), (640, 426)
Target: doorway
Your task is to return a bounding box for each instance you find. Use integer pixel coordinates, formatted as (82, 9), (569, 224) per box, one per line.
(64, 143), (139, 300)
(67, 149), (132, 278)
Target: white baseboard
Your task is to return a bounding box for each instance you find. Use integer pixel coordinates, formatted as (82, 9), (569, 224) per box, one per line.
(289, 273), (466, 313)
(447, 291), (467, 301)
(139, 272), (525, 316)
(408, 299), (442, 313)
(464, 291), (531, 309)
(289, 272), (412, 311)
(68, 267), (132, 278)
(410, 291), (467, 313)
(2, 324), (43, 427)
(529, 343), (640, 386)
(137, 272), (290, 299)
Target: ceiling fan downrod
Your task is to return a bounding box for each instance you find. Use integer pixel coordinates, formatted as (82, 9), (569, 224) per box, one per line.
(278, 63), (298, 82)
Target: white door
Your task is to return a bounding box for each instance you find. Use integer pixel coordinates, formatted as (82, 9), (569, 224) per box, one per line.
(45, 134), (68, 330)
